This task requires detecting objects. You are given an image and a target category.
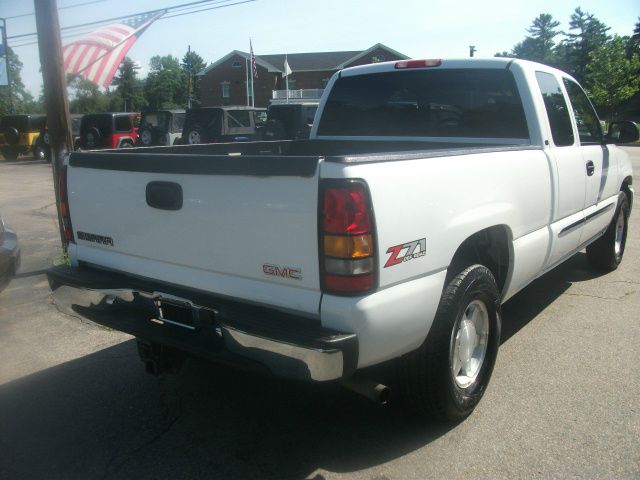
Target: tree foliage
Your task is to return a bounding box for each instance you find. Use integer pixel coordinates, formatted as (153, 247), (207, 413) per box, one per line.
(511, 14), (561, 64)
(585, 36), (640, 122)
(110, 57), (146, 112)
(562, 7), (611, 84)
(0, 47), (42, 115)
(497, 8), (639, 121)
(182, 50), (207, 107)
(143, 55), (185, 110)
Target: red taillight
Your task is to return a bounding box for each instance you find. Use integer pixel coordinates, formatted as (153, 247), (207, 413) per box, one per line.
(59, 167), (74, 243)
(395, 59), (442, 69)
(320, 180), (377, 295)
(322, 185), (372, 235)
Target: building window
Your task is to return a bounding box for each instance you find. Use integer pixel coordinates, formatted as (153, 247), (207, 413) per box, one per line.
(232, 61), (241, 68)
(287, 79), (296, 90)
(221, 81), (230, 98)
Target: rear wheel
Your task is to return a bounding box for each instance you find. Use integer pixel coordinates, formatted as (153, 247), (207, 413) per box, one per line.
(400, 264), (501, 421)
(33, 145), (46, 160)
(186, 125), (204, 145)
(586, 193), (629, 271)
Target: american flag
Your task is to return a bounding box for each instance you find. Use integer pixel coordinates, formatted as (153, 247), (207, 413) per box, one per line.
(63, 11), (164, 88)
(250, 39), (258, 79)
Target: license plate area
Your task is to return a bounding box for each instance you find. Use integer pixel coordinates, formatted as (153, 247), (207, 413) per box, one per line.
(153, 294), (196, 330)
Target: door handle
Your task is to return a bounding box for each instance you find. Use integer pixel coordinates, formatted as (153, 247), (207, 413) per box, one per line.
(586, 161), (595, 176)
(146, 181), (183, 211)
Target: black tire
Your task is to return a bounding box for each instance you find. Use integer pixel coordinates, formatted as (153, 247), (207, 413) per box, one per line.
(119, 140), (134, 149)
(586, 192), (629, 271)
(83, 126), (102, 149)
(33, 145), (46, 161)
(139, 128), (154, 146)
(185, 125), (205, 145)
(400, 264), (502, 421)
(4, 127), (20, 145)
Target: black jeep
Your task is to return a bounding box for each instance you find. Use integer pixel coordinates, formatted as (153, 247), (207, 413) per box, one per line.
(137, 110), (185, 147)
(182, 107), (265, 145)
(34, 114), (84, 161)
(263, 103), (318, 140)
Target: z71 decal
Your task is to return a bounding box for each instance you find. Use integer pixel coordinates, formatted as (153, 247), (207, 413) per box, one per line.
(384, 238), (426, 268)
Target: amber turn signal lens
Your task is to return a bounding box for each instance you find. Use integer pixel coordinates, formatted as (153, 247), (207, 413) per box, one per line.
(324, 234), (373, 259)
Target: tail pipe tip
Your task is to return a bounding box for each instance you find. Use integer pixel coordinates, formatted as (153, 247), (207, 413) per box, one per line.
(341, 377), (390, 406)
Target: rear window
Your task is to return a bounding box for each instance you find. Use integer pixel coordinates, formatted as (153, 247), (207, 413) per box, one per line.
(82, 115), (112, 137)
(226, 110), (251, 129)
(114, 115), (132, 133)
(317, 69), (528, 139)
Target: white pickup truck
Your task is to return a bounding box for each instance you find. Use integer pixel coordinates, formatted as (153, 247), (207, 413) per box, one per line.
(48, 58), (637, 421)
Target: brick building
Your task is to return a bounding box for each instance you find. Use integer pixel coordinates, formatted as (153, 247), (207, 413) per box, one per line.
(196, 43), (408, 108)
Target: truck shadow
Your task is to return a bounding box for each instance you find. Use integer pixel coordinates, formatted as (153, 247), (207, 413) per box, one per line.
(0, 251), (606, 479)
(501, 251), (606, 343)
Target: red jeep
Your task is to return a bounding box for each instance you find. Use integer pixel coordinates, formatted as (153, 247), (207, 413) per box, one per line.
(79, 112), (140, 150)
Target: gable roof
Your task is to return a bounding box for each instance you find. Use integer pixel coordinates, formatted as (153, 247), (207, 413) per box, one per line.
(197, 44), (409, 76)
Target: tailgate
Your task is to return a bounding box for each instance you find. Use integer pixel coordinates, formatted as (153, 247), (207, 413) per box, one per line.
(66, 152), (322, 316)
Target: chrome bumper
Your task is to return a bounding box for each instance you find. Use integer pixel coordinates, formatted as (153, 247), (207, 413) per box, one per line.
(47, 265), (357, 381)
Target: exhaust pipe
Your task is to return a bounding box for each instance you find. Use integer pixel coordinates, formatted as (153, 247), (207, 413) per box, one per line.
(341, 377), (390, 405)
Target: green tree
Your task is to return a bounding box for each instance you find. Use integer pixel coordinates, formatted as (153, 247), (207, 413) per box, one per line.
(509, 14), (561, 64)
(627, 17), (640, 58)
(110, 57), (146, 112)
(181, 49), (207, 107)
(0, 47), (43, 114)
(562, 7), (610, 84)
(67, 73), (110, 113)
(585, 36), (640, 122)
(144, 55), (185, 110)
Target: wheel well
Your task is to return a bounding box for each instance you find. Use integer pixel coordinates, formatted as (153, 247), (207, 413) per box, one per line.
(448, 225), (511, 293)
(622, 176), (633, 210)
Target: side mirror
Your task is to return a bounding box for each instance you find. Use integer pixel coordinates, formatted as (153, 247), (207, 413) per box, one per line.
(605, 120), (639, 144)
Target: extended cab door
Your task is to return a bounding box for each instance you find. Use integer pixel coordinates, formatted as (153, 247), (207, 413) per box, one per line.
(535, 71), (586, 268)
(562, 78), (617, 244)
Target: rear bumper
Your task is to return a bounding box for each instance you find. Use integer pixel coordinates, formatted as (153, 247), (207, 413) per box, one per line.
(46, 265), (357, 381)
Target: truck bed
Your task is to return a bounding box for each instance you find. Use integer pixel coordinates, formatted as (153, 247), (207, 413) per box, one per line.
(79, 139), (537, 165)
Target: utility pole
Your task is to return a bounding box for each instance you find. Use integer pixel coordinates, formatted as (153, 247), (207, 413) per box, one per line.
(186, 44), (192, 109)
(0, 18), (15, 113)
(469, 45), (477, 58)
(34, 0), (73, 250)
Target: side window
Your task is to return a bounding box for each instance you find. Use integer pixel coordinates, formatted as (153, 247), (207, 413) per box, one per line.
(226, 110), (251, 129)
(114, 115), (132, 133)
(535, 72), (574, 147)
(563, 79), (603, 145)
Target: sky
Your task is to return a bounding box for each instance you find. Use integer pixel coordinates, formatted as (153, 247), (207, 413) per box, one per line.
(2, 0), (639, 96)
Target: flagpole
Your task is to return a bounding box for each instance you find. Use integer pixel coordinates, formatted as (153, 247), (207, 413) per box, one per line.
(249, 38), (255, 107)
(245, 57), (249, 106)
(285, 54), (289, 104)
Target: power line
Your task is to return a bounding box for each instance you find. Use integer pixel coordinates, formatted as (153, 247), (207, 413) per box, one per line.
(7, 0), (246, 40)
(161, 0), (255, 19)
(4, 0), (109, 21)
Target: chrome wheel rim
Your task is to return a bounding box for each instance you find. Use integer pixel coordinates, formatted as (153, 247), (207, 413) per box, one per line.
(188, 131), (200, 144)
(141, 130), (152, 145)
(451, 299), (490, 389)
(614, 210), (625, 257)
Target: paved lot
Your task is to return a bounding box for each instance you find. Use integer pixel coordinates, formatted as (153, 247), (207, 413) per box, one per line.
(0, 150), (639, 480)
